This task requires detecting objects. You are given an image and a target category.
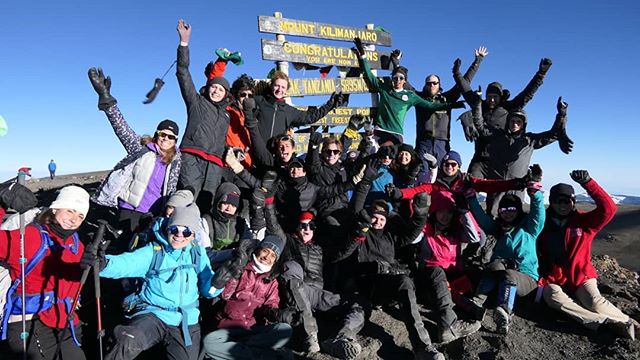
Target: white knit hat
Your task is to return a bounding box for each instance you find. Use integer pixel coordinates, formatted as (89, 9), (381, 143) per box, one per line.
(50, 185), (90, 217)
(166, 189), (194, 208)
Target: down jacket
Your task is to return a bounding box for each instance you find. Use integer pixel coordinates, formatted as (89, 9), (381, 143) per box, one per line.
(92, 105), (180, 209)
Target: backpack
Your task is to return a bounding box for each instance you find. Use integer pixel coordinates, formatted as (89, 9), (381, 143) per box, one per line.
(0, 224), (81, 345)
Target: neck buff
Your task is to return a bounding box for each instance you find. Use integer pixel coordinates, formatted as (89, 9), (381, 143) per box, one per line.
(252, 254), (273, 274)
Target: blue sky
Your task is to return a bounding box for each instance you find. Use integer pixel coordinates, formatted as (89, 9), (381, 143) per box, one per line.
(1, 1), (639, 195)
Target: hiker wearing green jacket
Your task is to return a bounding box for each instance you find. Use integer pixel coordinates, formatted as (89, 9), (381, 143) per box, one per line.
(353, 37), (463, 145)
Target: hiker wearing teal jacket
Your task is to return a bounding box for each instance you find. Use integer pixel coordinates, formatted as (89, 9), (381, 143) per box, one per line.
(84, 204), (222, 360)
(466, 180), (545, 334)
(353, 37), (462, 144)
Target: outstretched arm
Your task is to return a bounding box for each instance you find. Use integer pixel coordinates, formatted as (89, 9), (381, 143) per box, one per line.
(503, 58), (551, 110)
(176, 20), (199, 105)
(442, 46), (488, 100)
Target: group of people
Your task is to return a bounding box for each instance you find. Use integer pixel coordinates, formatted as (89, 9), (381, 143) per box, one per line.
(0, 19), (638, 360)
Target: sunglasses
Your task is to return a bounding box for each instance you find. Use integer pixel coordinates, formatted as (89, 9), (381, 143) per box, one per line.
(157, 132), (177, 141)
(238, 92), (253, 99)
(323, 149), (341, 156)
(498, 206), (518, 214)
(443, 162), (459, 168)
(426, 81), (440, 86)
(392, 75), (405, 81)
(299, 221), (316, 231)
(169, 225), (193, 238)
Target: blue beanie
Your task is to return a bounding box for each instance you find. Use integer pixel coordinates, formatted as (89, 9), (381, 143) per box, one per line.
(260, 235), (285, 260)
(442, 151), (462, 167)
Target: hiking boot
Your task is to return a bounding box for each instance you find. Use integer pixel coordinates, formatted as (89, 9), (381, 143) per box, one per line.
(438, 319), (482, 343)
(321, 337), (362, 359)
(414, 344), (445, 360)
(600, 319), (635, 340)
(494, 307), (511, 334)
(305, 333), (321, 353)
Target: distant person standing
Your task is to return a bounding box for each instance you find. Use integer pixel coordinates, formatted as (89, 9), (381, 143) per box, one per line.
(48, 159), (56, 180)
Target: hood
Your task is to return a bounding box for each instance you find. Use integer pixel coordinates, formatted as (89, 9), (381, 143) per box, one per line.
(429, 191), (455, 214)
(507, 109), (528, 134)
(213, 182), (241, 220)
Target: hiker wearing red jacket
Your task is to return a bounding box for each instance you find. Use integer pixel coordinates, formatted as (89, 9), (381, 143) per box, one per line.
(538, 170), (638, 339)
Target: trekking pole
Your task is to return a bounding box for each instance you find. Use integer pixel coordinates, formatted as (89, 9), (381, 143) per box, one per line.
(93, 221), (110, 360)
(17, 169), (27, 360)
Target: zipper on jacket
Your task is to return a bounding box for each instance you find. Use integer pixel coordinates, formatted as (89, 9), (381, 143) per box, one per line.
(270, 103), (277, 138)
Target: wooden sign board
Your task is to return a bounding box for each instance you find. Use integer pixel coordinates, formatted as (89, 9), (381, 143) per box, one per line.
(291, 133), (360, 154)
(261, 39), (389, 69)
(258, 15), (392, 46)
(253, 77), (373, 97)
(294, 107), (376, 126)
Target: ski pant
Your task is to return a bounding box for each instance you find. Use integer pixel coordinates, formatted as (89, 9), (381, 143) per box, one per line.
(415, 266), (458, 330)
(543, 278), (629, 331)
(202, 323), (291, 360)
(477, 261), (537, 313)
(178, 152), (224, 215)
(104, 313), (200, 360)
(4, 318), (85, 360)
(343, 273), (433, 350)
(280, 261), (364, 339)
(416, 137), (449, 179)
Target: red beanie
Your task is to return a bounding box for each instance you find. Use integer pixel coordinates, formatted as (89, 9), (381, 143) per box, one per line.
(299, 211), (315, 222)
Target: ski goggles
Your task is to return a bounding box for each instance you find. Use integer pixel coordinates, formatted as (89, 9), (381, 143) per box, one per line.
(169, 225), (194, 238)
(498, 206), (518, 214)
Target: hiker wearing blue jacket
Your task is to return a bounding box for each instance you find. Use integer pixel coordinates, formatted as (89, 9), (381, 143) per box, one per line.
(82, 204), (222, 360)
(466, 176), (545, 334)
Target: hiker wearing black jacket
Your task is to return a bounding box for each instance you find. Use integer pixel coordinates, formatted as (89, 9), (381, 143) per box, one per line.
(326, 179), (445, 360)
(175, 20), (231, 213)
(253, 71), (344, 142)
(458, 57), (552, 178)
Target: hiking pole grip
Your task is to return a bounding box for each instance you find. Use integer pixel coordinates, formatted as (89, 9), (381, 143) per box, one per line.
(93, 220), (108, 360)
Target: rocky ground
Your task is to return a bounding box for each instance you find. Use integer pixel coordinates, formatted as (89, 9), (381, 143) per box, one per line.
(13, 172), (640, 359)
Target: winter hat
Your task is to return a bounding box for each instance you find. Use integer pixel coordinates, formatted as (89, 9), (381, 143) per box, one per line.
(507, 109), (527, 121)
(498, 194), (523, 213)
(442, 151), (462, 167)
(260, 234), (285, 260)
(299, 211), (315, 222)
(206, 76), (230, 92)
(167, 204), (201, 233)
(486, 82), (504, 96)
(369, 199), (389, 218)
(156, 119), (179, 136)
(392, 66), (408, 80)
(220, 191), (241, 208)
(550, 183), (575, 202)
(288, 156), (305, 168)
(50, 186), (90, 217)
(397, 143), (415, 157)
(429, 191), (455, 214)
(166, 189), (194, 208)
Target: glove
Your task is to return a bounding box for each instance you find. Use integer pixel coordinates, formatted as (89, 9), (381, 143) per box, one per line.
(224, 148), (244, 174)
(348, 114), (365, 131)
(556, 96), (568, 117)
(385, 183), (402, 201)
(352, 164), (367, 185)
(88, 67), (117, 110)
(355, 209), (372, 240)
(242, 97), (258, 129)
(328, 91), (345, 108)
(529, 164), (543, 182)
(261, 171), (278, 194)
(423, 153), (438, 169)
(538, 58), (552, 75)
(452, 58), (462, 77)
(451, 101), (466, 109)
(353, 37), (365, 57)
(412, 192), (431, 217)
(377, 145), (396, 159)
(453, 192), (469, 214)
(0, 183), (37, 213)
(362, 158), (383, 183)
(558, 130), (574, 154)
(570, 170), (591, 185)
(460, 113), (479, 142)
(362, 116), (374, 134)
(390, 49), (402, 61)
(527, 181), (543, 195)
(80, 243), (107, 271)
(309, 131), (323, 149)
(143, 78), (165, 105)
(463, 186), (477, 199)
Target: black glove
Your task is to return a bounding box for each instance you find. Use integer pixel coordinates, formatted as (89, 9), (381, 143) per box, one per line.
(354, 209), (372, 240)
(261, 171), (278, 193)
(88, 67), (117, 110)
(556, 96), (568, 117)
(385, 183), (402, 201)
(453, 192), (469, 214)
(452, 58), (462, 77)
(451, 101), (466, 109)
(501, 89), (511, 101)
(0, 183), (37, 213)
(362, 158), (383, 183)
(538, 58), (552, 75)
(79, 243), (107, 271)
(348, 114), (365, 131)
(570, 170), (591, 185)
(309, 131), (323, 149)
(353, 37), (365, 57)
(390, 49), (402, 61)
(242, 97), (258, 129)
(362, 116), (373, 134)
(529, 164), (543, 182)
(412, 192), (431, 217)
(558, 130), (574, 154)
(143, 78), (165, 105)
(460, 113), (479, 142)
(328, 91), (345, 108)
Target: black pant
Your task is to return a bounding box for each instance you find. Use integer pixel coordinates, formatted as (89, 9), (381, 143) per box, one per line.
(4, 319), (85, 360)
(105, 313), (200, 360)
(178, 152), (224, 215)
(416, 267), (458, 330)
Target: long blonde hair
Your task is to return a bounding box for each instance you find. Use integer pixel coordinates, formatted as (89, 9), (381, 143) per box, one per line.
(140, 134), (177, 165)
